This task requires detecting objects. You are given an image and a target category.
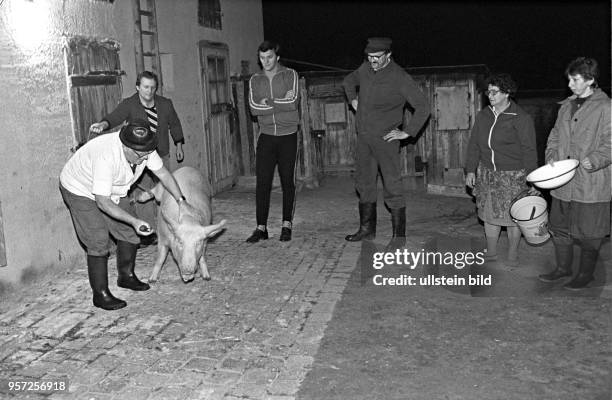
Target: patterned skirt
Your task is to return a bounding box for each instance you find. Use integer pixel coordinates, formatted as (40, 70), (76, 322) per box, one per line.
(473, 164), (529, 226)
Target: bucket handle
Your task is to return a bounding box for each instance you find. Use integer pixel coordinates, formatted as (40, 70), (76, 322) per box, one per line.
(510, 189), (547, 222)
(510, 189), (534, 207)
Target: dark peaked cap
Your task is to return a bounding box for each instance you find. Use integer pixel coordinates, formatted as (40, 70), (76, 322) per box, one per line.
(364, 37), (392, 53)
(119, 119), (158, 152)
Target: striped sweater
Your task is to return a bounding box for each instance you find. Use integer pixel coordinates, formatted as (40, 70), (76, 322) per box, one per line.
(248, 65), (299, 136)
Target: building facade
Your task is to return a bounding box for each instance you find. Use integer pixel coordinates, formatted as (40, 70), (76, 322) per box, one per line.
(0, 0), (263, 287)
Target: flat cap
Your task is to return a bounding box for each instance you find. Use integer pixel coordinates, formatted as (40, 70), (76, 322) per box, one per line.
(364, 37), (392, 53)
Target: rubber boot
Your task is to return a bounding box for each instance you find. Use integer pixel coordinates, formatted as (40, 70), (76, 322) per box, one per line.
(116, 241), (150, 291)
(384, 207), (406, 253)
(87, 255), (126, 310)
(345, 202), (376, 241)
(538, 243), (573, 282)
(564, 243), (599, 290)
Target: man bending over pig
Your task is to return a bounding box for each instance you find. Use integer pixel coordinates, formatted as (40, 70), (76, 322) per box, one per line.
(60, 120), (188, 311)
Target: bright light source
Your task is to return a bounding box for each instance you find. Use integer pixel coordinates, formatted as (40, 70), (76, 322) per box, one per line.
(7, 0), (51, 52)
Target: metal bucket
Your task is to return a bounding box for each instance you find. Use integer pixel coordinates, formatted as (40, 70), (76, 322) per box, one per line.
(509, 191), (550, 245)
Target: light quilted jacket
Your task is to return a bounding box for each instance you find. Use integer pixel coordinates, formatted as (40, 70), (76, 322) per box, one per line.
(545, 88), (611, 203)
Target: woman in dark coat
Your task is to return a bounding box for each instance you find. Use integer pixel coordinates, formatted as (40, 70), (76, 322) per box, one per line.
(465, 73), (538, 266)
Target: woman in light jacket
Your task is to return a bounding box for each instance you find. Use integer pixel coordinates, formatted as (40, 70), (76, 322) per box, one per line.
(465, 73), (538, 267)
(538, 57), (611, 290)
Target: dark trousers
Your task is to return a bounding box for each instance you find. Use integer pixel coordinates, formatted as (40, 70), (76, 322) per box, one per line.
(255, 133), (298, 225)
(355, 134), (404, 209)
(549, 197), (608, 264)
(549, 198), (610, 241)
(60, 185), (140, 256)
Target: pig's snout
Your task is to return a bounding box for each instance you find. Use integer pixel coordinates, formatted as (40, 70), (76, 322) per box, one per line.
(180, 264), (199, 283)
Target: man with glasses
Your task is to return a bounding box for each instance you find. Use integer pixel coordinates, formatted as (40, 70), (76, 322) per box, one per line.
(343, 37), (430, 252)
(60, 120), (188, 310)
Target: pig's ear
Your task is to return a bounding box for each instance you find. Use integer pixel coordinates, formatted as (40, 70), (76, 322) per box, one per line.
(200, 219), (227, 239)
(161, 205), (180, 233)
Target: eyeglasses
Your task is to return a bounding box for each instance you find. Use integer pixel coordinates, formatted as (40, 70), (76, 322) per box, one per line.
(485, 89), (503, 97)
(131, 148), (152, 159)
(367, 53), (387, 61)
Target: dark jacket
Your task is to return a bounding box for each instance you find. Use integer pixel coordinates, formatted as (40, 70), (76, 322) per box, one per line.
(248, 65), (300, 136)
(465, 101), (538, 173)
(342, 60), (430, 137)
(545, 88), (611, 203)
(102, 93), (184, 157)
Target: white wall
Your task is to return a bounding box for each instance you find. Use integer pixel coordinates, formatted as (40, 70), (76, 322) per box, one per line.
(0, 0), (121, 285)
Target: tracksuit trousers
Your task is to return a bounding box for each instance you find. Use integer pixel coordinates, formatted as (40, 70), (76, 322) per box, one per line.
(255, 132), (298, 226)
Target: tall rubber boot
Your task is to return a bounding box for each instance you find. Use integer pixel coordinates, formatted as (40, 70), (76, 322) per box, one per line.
(384, 207), (406, 253)
(538, 243), (574, 282)
(564, 242), (599, 290)
(116, 241), (150, 291)
(87, 255), (126, 310)
(345, 202), (376, 242)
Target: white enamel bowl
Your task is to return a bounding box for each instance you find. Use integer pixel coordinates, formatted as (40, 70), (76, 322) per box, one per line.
(526, 159), (579, 189)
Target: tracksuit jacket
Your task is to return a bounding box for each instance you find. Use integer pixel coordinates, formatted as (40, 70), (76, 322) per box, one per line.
(545, 88), (611, 203)
(248, 66), (300, 135)
(465, 101), (538, 174)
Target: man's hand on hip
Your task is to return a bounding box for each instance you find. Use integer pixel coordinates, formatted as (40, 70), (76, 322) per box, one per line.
(383, 129), (409, 142)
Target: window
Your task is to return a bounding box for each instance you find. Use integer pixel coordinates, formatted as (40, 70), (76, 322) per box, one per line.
(206, 55), (229, 113)
(198, 0), (222, 30)
(64, 36), (124, 149)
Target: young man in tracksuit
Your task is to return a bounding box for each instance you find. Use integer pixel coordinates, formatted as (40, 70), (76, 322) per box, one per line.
(343, 37), (430, 251)
(246, 40), (300, 243)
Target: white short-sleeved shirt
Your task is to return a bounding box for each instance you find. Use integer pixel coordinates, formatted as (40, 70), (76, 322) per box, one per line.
(60, 132), (163, 204)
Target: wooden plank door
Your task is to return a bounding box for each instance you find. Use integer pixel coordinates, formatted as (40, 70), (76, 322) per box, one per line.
(199, 41), (234, 194)
(426, 76), (476, 197)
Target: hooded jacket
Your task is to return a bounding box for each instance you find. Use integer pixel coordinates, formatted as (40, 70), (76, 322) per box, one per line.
(545, 88), (611, 203)
(465, 101), (538, 174)
(248, 65), (299, 136)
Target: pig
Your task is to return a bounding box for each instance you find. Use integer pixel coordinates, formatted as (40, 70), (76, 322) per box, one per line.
(138, 166), (226, 283)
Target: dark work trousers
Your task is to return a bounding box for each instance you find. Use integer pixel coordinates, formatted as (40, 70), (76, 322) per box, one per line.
(255, 132), (298, 226)
(549, 198), (610, 241)
(355, 134), (404, 209)
(549, 197), (608, 257)
(60, 185), (140, 256)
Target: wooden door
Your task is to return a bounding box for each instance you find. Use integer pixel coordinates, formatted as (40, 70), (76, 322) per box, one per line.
(199, 41), (234, 193)
(426, 76), (478, 197)
(305, 76), (356, 173)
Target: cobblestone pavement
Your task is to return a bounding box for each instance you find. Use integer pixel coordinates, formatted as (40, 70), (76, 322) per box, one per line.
(0, 176), (382, 400)
(1, 176), (609, 399)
